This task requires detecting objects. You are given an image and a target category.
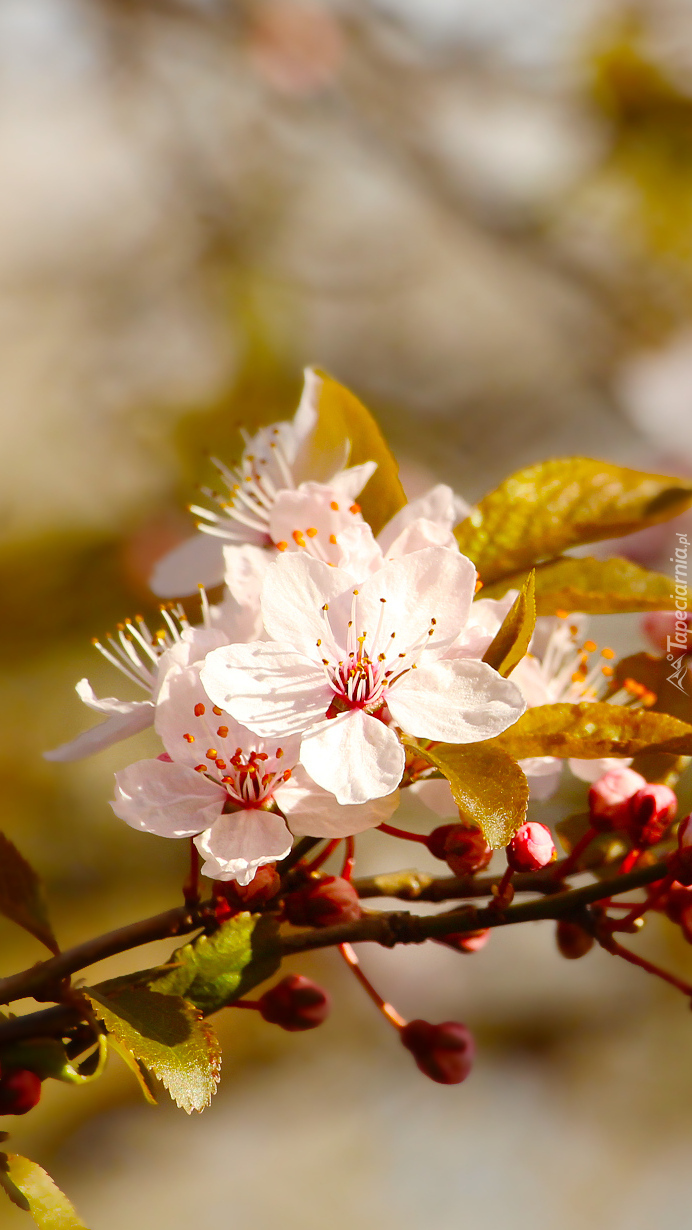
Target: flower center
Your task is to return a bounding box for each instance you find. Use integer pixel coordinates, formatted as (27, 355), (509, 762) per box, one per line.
(191, 427), (296, 547)
(183, 702), (291, 808)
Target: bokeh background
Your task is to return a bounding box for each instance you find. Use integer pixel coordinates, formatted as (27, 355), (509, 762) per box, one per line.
(4, 0), (692, 1225)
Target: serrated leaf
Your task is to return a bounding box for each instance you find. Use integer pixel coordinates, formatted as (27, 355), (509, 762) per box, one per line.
(152, 913), (281, 1014)
(0, 832), (58, 955)
(85, 988), (220, 1114)
(485, 702), (692, 760)
(308, 370), (407, 535)
(0, 1153), (88, 1226)
(482, 571), (536, 677)
(456, 459), (692, 585)
(108, 1037), (158, 1105)
(409, 742), (529, 848)
(480, 555), (686, 615)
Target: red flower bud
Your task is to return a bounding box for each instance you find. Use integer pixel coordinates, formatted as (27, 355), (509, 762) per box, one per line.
(555, 919), (594, 960)
(0, 1069), (42, 1116)
(400, 1019), (475, 1084)
(215, 865), (281, 913)
(259, 974), (330, 1031)
(506, 822), (555, 873)
(427, 824), (492, 875)
(284, 875), (362, 927)
(588, 766), (647, 830)
(627, 784), (677, 847)
(436, 929), (491, 954)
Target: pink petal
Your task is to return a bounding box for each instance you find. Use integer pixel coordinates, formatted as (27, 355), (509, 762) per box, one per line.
(201, 641), (332, 737)
(149, 532), (226, 598)
(261, 553), (354, 656)
(300, 709), (405, 805)
(44, 699), (154, 762)
(388, 658), (525, 743)
(195, 809), (293, 885)
(111, 758), (225, 837)
(277, 763), (399, 836)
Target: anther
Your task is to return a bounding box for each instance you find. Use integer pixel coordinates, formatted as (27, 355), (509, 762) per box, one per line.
(330, 501), (339, 511)
(194, 765), (207, 773)
(276, 541), (288, 552)
(293, 531), (306, 548)
(601, 647), (615, 659)
(206, 748), (218, 760)
(215, 759), (227, 770)
(194, 703), (206, 717)
(217, 726), (229, 738)
(183, 733), (195, 743)
(306, 527), (318, 537)
(329, 534), (337, 545)
(350, 503), (361, 514)
(212, 706), (223, 716)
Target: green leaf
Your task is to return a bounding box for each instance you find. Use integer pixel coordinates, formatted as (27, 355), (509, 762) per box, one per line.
(308, 370), (407, 535)
(485, 702), (692, 760)
(85, 988), (221, 1114)
(480, 555), (686, 615)
(108, 1037), (158, 1105)
(152, 913), (281, 1014)
(0, 832), (58, 954)
(0, 1153), (88, 1227)
(0, 1035), (107, 1086)
(408, 742), (529, 848)
(455, 458), (692, 585)
(482, 571), (536, 677)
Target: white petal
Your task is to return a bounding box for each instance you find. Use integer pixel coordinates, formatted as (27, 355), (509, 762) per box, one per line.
(74, 679), (144, 715)
(332, 522), (383, 577)
(44, 698), (154, 762)
(300, 710), (405, 805)
(384, 518), (458, 559)
(261, 553), (354, 656)
(409, 777), (456, 818)
(222, 543), (272, 612)
(568, 756), (632, 783)
(378, 484), (468, 553)
(326, 461), (377, 501)
(111, 759), (225, 837)
(447, 592), (517, 660)
(195, 809), (292, 885)
(277, 763), (399, 836)
(518, 756), (563, 800)
(330, 547), (477, 658)
(149, 532), (225, 598)
(291, 368), (350, 483)
(388, 658), (525, 743)
(200, 641), (332, 737)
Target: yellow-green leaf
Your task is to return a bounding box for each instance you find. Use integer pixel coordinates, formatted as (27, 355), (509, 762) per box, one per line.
(108, 1036), (158, 1105)
(0, 1034), (107, 1086)
(486, 702), (692, 760)
(307, 370), (407, 534)
(456, 458), (692, 585)
(482, 571), (536, 677)
(0, 832), (58, 954)
(152, 913), (281, 1014)
(409, 742), (529, 848)
(480, 555), (686, 615)
(0, 1153), (88, 1227)
(85, 988), (220, 1114)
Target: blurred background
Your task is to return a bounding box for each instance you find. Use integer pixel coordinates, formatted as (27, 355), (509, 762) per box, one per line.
(5, 0), (692, 1225)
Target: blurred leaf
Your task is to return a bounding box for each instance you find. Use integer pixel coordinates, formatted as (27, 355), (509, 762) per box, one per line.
(408, 742), (529, 848)
(608, 652), (692, 724)
(482, 571), (536, 677)
(85, 988), (220, 1114)
(455, 459), (692, 585)
(0, 1035), (107, 1086)
(310, 371), (407, 535)
(486, 703), (692, 760)
(481, 556), (685, 615)
(0, 1153), (88, 1226)
(0, 832), (58, 954)
(153, 913), (281, 1014)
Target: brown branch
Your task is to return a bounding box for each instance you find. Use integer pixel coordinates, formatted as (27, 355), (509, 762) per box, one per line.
(352, 856), (580, 902)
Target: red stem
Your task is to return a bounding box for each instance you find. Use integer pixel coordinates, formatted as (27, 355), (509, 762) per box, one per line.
(614, 874), (672, 930)
(339, 943), (407, 1029)
(377, 822), (429, 845)
(558, 826), (598, 879)
(302, 839), (340, 874)
(183, 839), (201, 907)
(600, 934), (692, 997)
(341, 836), (355, 882)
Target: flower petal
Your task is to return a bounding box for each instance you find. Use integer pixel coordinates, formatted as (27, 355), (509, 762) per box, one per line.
(384, 517), (458, 559)
(195, 809), (293, 885)
(299, 710), (405, 805)
(201, 641), (332, 737)
(150, 532), (226, 598)
(261, 553), (354, 656)
(44, 695), (154, 762)
(409, 777), (456, 818)
(569, 756), (632, 783)
(277, 763), (399, 836)
(387, 658), (525, 743)
(111, 758), (225, 837)
(377, 484), (469, 553)
(518, 756), (563, 800)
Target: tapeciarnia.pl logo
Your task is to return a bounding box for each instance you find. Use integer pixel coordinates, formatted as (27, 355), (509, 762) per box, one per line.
(668, 532), (690, 693)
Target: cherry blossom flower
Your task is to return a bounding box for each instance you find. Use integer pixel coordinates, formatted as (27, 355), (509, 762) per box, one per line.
(200, 548), (526, 806)
(150, 368), (376, 598)
(112, 664), (396, 883)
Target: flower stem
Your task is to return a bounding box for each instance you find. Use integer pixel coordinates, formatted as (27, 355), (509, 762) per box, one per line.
(339, 943), (407, 1030)
(341, 836), (355, 882)
(558, 826), (598, 878)
(377, 822), (429, 845)
(183, 839), (201, 908)
(599, 933), (692, 997)
(302, 840), (340, 874)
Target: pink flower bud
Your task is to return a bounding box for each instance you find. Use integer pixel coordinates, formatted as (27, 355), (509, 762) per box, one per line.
(506, 822), (556, 873)
(259, 974), (330, 1032)
(427, 824), (492, 875)
(627, 784), (677, 846)
(555, 919), (594, 960)
(642, 610), (692, 654)
(0, 1069), (42, 1116)
(436, 929), (491, 954)
(400, 1020), (475, 1084)
(284, 875), (362, 927)
(588, 766), (647, 829)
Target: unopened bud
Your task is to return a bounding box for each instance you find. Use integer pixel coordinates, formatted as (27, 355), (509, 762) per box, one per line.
(213, 865), (281, 919)
(588, 766), (647, 830)
(427, 824), (492, 875)
(669, 822), (692, 886)
(284, 875), (362, 927)
(0, 1069), (42, 1116)
(400, 1019), (475, 1084)
(436, 929), (491, 954)
(627, 784), (677, 846)
(506, 822), (556, 873)
(259, 974), (330, 1032)
(556, 919), (594, 960)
